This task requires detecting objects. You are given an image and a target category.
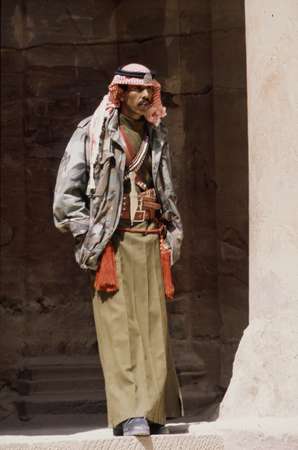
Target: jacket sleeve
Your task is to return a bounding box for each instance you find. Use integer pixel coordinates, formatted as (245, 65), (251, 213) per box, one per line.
(53, 124), (90, 238)
(159, 136), (183, 265)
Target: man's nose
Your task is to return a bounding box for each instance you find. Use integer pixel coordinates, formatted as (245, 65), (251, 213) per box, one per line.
(141, 88), (150, 98)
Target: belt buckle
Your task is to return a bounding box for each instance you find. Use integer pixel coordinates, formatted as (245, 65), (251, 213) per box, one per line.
(134, 210), (146, 222)
(133, 197), (146, 222)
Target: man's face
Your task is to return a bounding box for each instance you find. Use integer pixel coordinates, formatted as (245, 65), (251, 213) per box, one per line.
(120, 85), (153, 118)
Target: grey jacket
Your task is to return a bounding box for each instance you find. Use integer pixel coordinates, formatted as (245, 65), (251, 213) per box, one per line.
(53, 109), (183, 271)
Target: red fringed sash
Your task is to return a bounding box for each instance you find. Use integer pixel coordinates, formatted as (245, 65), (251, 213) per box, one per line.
(94, 227), (175, 300)
(160, 246), (175, 300)
(94, 242), (119, 293)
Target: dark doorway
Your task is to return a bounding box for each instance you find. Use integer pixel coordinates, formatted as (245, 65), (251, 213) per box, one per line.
(0, 0), (248, 429)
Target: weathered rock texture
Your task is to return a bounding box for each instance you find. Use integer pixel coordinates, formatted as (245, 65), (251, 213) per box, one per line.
(0, 0), (248, 423)
(220, 0), (298, 418)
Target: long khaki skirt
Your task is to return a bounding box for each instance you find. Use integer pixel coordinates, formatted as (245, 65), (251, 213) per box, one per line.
(92, 220), (183, 427)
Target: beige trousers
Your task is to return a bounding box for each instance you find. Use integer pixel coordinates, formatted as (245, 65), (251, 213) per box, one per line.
(92, 221), (183, 427)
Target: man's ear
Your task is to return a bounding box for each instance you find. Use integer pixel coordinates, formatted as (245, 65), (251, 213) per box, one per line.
(118, 86), (126, 102)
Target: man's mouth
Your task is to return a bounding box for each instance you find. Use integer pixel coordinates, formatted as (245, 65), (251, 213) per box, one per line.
(138, 100), (150, 108)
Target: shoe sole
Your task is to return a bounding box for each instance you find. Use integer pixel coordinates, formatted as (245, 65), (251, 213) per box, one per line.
(123, 427), (150, 437)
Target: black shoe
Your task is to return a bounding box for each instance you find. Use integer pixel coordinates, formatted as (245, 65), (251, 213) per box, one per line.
(149, 421), (170, 435)
(113, 422), (123, 436)
(122, 417), (150, 436)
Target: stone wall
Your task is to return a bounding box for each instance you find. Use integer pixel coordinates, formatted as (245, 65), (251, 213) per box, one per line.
(221, 0), (298, 418)
(0, 0), (248, 421)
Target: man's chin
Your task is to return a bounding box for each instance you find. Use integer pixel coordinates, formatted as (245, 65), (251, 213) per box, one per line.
(137, 105), (150, 114)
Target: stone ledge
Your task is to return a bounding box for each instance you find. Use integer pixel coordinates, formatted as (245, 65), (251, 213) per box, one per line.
(1, 418), (298, 450)
(190, 418), (298, 450)
(0, 433), (223, 450)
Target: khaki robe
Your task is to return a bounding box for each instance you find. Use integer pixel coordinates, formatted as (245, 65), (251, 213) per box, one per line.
(92, 220), (183, 427)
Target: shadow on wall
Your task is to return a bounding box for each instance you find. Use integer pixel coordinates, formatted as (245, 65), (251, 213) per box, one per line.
(211, 0), (249, 396)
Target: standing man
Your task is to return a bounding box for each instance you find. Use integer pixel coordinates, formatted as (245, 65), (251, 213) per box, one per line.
(53, 63), (183, 436)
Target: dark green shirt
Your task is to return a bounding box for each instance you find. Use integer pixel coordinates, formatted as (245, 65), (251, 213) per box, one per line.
(119, 113), (153, 193)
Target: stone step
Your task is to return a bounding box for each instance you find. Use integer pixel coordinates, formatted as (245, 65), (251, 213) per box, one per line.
(0, 429), (225, 450)
(18, 358), (102, 381)
(15, 391), (107, 417)
(15, 388), (218, 419)
(13, 357), (220, 420)
(17, 377), (104, 396)
(2, 418), (298, 450)
(1, 413), (108, 432)
(23, 356), (99, 366)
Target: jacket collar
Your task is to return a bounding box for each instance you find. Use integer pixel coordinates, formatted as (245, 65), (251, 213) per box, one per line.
(108, 109), (125, 150)
(108, 109), (159, 149)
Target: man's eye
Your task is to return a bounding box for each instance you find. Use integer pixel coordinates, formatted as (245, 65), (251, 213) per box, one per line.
(128, 87), (141, 93)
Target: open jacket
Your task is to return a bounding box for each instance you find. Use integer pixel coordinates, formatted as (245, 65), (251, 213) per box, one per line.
(53, 109), (183, 271)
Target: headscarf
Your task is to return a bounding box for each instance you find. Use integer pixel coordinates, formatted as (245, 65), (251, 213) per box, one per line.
(108, 63), (166, 126)
(86, 63), (166, 196)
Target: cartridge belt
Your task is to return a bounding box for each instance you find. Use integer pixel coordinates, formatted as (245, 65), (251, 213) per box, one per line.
(120, 189), (161, 222)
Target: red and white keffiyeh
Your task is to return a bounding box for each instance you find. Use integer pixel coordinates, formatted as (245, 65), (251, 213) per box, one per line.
(108, 63), (166, 126)
(86, 63), (166, 196)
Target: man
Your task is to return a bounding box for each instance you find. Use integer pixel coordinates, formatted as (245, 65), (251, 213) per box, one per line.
(53, 63), (183, 436)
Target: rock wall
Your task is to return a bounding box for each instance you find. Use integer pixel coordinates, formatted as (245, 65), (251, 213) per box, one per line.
(0, 0), (248, 421)
(221, 0), (298, 418)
